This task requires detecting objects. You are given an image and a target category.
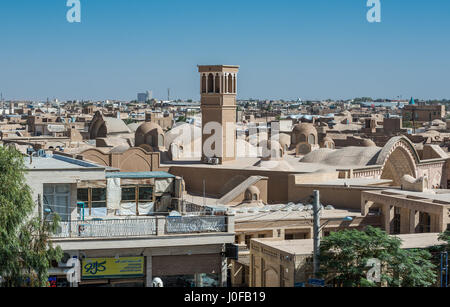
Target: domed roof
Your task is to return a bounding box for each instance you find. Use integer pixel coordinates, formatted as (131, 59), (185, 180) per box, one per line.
(109, 144), (130, 153)
(338, 110), (351, 116)
(135, 122), (163, 137)
(431, 119), (445, 125)
(280, 133), (291, 146)
(138, 144), (154, 152)
(259, 139), (284, 160)
(102, 117), (131, 134)
(361, 138), (376, 147)
(246, 185), (260, 196)
(292, 123), (317, 136)
(127, 122), (141, 133)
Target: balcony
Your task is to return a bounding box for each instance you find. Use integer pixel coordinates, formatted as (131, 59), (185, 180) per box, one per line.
(52, 215), (232, 239)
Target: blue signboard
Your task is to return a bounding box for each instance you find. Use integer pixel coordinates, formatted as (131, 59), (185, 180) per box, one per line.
(294, 282), (306, 288)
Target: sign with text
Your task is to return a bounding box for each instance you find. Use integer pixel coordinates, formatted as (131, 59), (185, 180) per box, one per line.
(82, 257), (144, 279)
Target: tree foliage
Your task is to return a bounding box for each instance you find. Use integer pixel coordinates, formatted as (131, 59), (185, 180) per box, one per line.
(0, 146), (62, 287)
(438, 230), (450, 252)
(319, 226), (437, 287)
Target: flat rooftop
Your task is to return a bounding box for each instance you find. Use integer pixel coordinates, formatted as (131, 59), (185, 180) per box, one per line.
(161, 156), (336, 173)
(380, 189), (450, 204)
(106, 171), (175, 179)
(235, 207), (362, 223)
(25, 154), (106, 171)
(253, 233), (445, 256)
(394, 233), (446, 249)
(306, 178), (392, 186)
(252, 238), (314, 255)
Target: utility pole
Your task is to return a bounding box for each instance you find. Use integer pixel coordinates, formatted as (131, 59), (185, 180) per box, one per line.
(441, 251), (448, 288)
(313, 190), (321, 278)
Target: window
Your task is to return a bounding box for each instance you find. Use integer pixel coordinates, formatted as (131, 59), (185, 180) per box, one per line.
(215, 74), (220, 93)
(91, 188), (106, 208)
(139, 186), (153, 202)
(201, 75), (206, 93)
(208, 73), (214, 93)
(121, 186), (155, 216)
(44, 184), (71, 222)
(77, 188), (88, 203)
(77, 188), (107, 217)
(285, 234), (294, 240)
(121, 187), (136, 202)
(285, 232), (307, 240)
(77, 188), (88, 217)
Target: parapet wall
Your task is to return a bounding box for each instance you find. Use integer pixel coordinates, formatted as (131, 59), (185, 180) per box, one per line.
(287, 175), (386, 209)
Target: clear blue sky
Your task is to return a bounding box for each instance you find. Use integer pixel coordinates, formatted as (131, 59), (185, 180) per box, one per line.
(1, 0), (449, 101)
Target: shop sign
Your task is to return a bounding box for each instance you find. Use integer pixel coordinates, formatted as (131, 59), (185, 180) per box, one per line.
(82, 257), (144, 279)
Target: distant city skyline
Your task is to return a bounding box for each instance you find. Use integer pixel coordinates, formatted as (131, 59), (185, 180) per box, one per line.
(1, 0), (449, 101)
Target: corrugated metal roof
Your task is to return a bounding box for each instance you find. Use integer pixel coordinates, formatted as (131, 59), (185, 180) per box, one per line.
(106, 171), (175, 179)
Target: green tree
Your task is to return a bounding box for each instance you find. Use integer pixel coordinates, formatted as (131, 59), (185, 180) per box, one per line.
(176, 116), (186, 123)
(0, 146), (62, 287)
(319, 226), (436, 287)
(124, 118), (137, 125)
(438, 230), (450, 251)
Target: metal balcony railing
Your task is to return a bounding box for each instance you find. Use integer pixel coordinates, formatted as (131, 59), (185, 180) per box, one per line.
(52, 215), (232, 239)
(165, 216), (227, 234)
(52, 218), (157, 238)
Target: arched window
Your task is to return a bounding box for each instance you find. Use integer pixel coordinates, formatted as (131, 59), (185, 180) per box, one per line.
(223, 75), (227, 93)
(208, 73), (214, 93)
(233, 75), (237, 93)
(215, 74), (220, 93)
(228, 74), (233, 93)
(308, 134), (316, 145)
(201, 74), (206, 93)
